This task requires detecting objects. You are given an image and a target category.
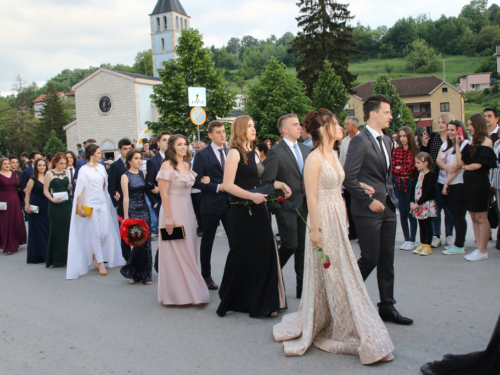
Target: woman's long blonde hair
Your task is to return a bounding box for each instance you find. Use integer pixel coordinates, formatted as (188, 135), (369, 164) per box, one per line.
(229, 115), (254, 164)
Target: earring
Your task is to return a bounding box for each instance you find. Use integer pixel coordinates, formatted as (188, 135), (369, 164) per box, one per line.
(89, 157), (94, 166)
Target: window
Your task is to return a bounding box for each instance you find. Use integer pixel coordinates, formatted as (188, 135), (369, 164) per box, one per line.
(180, 18), (184, 29)
(442, 87), (448, 93)
(420, 105), (429, 113)
(408, 105), (414, 112)
(440, 102), (450, 111)
(161, 38), (165, 51)
(176, 16), (179, 29)
(184, 19), (188, 29)
(164, 16), (167, 29)
(156, 17), (160, 32)
(348, 109), (355, 117)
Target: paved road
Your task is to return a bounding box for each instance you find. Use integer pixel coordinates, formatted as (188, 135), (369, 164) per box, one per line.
(1, 217), (499, 375)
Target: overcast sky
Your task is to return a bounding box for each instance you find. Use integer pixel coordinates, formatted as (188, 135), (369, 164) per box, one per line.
(0, 0), (492, 95)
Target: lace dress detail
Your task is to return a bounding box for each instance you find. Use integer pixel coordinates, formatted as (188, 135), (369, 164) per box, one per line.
(273, 151), (394, 364)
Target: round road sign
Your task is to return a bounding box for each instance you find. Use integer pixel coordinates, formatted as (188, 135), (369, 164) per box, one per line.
(190, 107), (206, 126)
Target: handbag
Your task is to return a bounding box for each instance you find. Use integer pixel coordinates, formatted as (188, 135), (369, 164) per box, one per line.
(76, 205), (93, 218)
(0, 202), (7, 210)
(30, 205), (39, 214)
(488, 194), (499, 229)
(160, 226), (186, 241)
(53, 192), (69, 201)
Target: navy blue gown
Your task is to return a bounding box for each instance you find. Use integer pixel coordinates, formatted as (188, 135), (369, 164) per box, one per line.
(120, 170), (152, 284)
(27, 179), (50, 264)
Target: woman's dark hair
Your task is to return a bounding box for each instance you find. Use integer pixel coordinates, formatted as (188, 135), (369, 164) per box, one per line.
(302, 108), (337, 150)
(416, 152), (433, 169)
(31, 158), (48, 181)
(256, 142), (269, 156)
(65, 151), (77, 167)
(164, 135), (192, 171)
(468, 113), (488, 157)
(396, 126), (420, 158)
(85, 144), (100, 161)
(125, 150), (142, 170)
(444, 120), (469, 154)
(51, 152), (67, 170)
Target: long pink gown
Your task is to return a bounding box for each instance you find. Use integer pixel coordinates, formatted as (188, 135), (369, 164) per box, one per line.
(0, 172), (27, 253)
(156, 169), (209, 305)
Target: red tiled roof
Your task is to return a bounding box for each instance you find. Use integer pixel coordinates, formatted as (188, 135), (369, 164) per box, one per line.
(352, 76), (449, 100)
(32, 91), (73, 103)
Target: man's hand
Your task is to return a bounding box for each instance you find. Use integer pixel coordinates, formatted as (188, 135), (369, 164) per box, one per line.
(114, 191), (120, 201)
(368, 199), (385, 213)
(151, 186), (159, 194)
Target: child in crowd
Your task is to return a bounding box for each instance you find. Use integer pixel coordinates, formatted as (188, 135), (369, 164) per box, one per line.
(411, 152), (437, 256)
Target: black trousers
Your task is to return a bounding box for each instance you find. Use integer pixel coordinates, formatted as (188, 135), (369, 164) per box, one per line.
(200, 205), (235, 279)
(418, 218), (433, 246)
(275, 198), (307, 295)
(190, 193), (203, 231)
(443, 184), (467, 248)
(343, 189), (357, 237)
(353, 198), (397, 309)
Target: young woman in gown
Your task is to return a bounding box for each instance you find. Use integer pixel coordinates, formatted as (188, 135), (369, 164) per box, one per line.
(120, 150), (153, 285)
(273, 109), (394, 364)
(0, 157), (27, 254)
(157, 135), (209, 305)
(43, 153), (72, 267)
(216, 115), (287, 318)
(25, 158), (50, 263)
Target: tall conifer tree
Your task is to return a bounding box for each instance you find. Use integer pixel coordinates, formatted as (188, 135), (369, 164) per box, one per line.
(293, 0), (357, 96)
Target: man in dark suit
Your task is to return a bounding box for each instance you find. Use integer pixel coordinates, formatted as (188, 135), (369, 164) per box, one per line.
(108, 138), (132, 260)
(145, 130), (170, 220)
(262, 114), (311, 298)
(343, 94), (413, 325)
(20, 151), (42, 192)
(192, 121), (235, 290)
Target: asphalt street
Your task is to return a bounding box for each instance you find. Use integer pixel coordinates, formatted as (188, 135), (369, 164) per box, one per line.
(1, 215), (499, 375)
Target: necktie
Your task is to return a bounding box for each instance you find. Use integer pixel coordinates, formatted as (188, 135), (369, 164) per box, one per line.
(376, 136), (388, 174)
(293, 143), (303, 174)
(218, 149), (225, 170)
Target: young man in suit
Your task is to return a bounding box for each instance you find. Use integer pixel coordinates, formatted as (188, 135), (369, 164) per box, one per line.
(20, 151), (42, 192)
(192, 121), (235, 290)
(145, 130), (170, 221)
(343, 94), (413, 325)
(262, 114), (311, 298)
(108, 138), (132, 260)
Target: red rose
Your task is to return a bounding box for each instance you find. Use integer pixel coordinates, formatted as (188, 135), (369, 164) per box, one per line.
(323, 261), (330, 269)
(278, 196), (285, 202)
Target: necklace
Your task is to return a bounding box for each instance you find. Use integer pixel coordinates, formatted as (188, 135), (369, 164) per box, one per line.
(52, 171), (66, 178)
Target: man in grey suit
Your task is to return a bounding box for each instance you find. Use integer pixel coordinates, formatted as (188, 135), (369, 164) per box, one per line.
(262, 113), (311, 298)
(344, 94), (413, 325)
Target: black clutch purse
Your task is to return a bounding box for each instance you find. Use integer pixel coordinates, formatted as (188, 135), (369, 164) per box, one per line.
(248, 185), (271, 195)
(160, 226), (186, 241)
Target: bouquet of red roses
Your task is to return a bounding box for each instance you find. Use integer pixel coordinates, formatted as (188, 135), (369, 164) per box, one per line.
(118, 216), (150, 246)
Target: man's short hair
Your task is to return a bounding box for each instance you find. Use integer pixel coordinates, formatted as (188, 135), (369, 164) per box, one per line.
(157, 130), (171, 141)
(345, 116), (359, 127)
(142, 138), (149, 145)
(118, 138), (132, 149)
(29, 151), (41, 160)
(207, 120), (225, 133)
(484, 107), (499, 118)
(363, 94), (391, 122)
(277, 113), (298, 130)
(76, 143), (82, 148)
(20, 152), (29, 158)
(9, 155), (18, 161)
(86, 138), (97, 144)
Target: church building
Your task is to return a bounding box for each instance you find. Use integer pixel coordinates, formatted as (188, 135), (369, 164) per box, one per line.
(65, 0), (190, 158)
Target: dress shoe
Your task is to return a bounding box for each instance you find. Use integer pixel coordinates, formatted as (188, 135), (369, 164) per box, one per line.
(348, 233), (358, 241)
(196, 228), (203, 237)
(204, 277), (218, 290)
(296, 289), (302, 299)
(379, 309), (413, 325)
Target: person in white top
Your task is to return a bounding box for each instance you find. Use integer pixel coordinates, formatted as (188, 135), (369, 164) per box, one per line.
(438, 120), (470, 255)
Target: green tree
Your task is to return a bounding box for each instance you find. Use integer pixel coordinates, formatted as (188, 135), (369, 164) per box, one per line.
(373, 75), (415, 133)
(293, 0), (357, 96)
(150, 29), (235, 139)
(245, 58), (312, 141)
(233, 75), (246, 93)
(133, 49), (153, 76)
(39, 82), (69, 144)
(406, 39), (442, 73)
(382, 17), (418, 57)
(312, 61), (348, 122)
(43, 130), (66, 154)
(476, 24), (500, 51)
(459, 0), (490, 33)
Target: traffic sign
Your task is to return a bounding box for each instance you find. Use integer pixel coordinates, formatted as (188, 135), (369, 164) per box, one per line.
(190, 106), (206, 126)
(188, 87), (206, 107)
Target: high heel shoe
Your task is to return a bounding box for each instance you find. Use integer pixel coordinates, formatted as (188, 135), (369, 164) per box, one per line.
(93, 254), (99, 270)
(99, 265), (108, 276)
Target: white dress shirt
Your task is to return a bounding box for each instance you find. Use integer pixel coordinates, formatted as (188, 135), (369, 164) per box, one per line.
(282, 137), (303, 166)
(366, 125), (390, 170)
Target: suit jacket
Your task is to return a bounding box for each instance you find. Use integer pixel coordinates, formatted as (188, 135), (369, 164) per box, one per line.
(20, 165), (33, 192)
(145, 152), (163, 208)
(343, 128), (398, 218)
(192, 144), (230, 216)
(107, 159), (127, 209)
(261, 140), (311, 212)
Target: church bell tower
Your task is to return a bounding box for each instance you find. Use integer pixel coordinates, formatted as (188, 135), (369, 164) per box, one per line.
(150, 0), (191, 77)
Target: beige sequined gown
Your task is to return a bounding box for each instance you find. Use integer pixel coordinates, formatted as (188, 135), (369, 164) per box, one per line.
(273, 151), (394, 364)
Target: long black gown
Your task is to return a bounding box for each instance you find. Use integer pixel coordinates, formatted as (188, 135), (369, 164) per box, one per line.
(120, 170), (152, 284)
(216, 149), (286, 318)
(27, 179), (50, 263)
(421, 311), (500, 374)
